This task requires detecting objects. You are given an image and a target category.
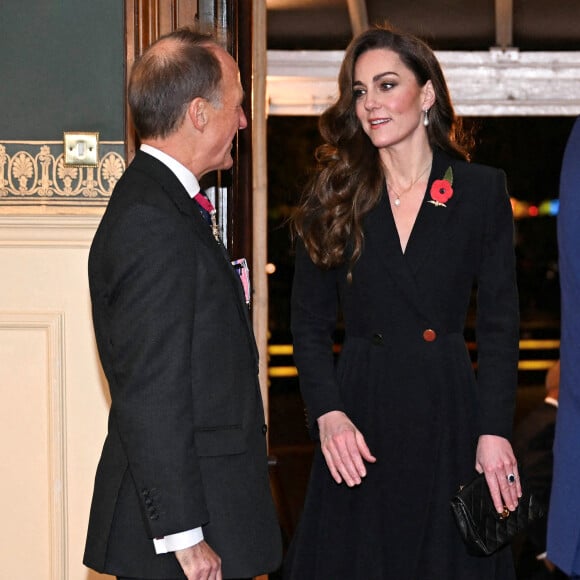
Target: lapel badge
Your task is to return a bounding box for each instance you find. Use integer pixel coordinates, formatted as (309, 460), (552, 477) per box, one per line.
(428, 166), (454, 207)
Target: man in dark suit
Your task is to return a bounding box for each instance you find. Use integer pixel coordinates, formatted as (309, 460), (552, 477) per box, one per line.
(547, 116), (580, 579)
(83, 27), (282, 580)
(514, 361), (566, 579)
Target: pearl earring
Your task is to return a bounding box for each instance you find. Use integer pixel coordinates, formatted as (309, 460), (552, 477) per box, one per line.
(423, 109), (430, 127)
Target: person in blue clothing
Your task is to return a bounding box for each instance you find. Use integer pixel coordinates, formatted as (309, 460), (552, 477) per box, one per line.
(547, 115), (580, 579)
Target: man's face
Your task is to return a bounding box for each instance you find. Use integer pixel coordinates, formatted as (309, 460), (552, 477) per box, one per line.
(204, 49), (247, 173)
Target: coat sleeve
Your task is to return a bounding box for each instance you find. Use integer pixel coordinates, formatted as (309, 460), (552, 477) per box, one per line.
(290, 240), (345, 433)
(475, 169), (520, 439)
(98, 203), (208, 537)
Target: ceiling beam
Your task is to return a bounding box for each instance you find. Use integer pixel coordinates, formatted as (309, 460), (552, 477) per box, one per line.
(267, 49), (580, 116)
(346, 0), (368, 36)
(495, 0), (513, 49)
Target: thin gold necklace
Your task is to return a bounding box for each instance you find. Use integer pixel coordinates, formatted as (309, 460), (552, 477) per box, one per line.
(387, 162), (432, 207)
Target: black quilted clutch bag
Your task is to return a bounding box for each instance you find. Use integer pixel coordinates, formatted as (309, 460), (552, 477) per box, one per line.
(450, 473), (546, 556)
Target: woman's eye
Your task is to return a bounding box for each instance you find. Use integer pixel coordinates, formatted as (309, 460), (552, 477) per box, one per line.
(353, 88), (366, 98)
(380, 82), (395, 91)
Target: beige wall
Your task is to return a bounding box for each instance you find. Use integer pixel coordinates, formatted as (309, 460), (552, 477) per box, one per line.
(0, 215), (113, 580)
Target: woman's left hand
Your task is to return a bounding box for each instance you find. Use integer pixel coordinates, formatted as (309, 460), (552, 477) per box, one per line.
(475, 434), (522, 514)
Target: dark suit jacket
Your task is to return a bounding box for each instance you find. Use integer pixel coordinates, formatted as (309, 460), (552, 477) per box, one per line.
(292, 148), (519, 441)
(83, 151), (281, 579)
(548, 116), (580, 576)
(513, 400), (557, 554)
(287, 149), (520, 578)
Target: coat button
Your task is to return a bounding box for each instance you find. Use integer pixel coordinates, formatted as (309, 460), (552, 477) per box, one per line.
(423, 329), (437, 342)
(372, 332), (384, 345)
(261, 424), (268, 435)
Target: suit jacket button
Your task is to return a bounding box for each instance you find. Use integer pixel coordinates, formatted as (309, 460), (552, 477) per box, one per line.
(372, 332), (384, 345)
(423, 329), (437, 342)
(261, 424), (268, 435)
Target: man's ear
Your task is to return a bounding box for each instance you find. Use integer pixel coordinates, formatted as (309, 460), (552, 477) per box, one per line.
(189, 98), (208, 131)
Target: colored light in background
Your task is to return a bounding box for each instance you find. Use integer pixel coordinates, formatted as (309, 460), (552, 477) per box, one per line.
(511, 198), (528, 219)
(510, 198), (559, 219)
(547, 199), (559, 216)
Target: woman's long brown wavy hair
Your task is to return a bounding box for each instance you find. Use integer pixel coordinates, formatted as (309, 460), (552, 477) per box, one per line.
(292, 24), (473, 275)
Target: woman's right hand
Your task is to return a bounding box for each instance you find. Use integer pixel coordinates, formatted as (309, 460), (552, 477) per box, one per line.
(317, 410), (376, 486)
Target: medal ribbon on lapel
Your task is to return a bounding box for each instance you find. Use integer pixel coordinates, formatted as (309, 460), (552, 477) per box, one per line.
(194, 192), (221, 242)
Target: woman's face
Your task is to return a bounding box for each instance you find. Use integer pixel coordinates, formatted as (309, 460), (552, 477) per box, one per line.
(352, 48), (433, 150)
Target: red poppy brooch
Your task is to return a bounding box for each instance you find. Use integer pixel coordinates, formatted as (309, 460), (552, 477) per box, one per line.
(428, 166), (454, 207)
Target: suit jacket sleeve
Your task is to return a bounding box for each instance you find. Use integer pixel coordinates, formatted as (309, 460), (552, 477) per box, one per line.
(291, 240), (345, 428)
(474, 168), (520, 438)
(100, 203), (208, 537)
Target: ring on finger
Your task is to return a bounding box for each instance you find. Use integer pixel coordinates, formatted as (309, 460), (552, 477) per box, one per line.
(506, 473), (516, 484)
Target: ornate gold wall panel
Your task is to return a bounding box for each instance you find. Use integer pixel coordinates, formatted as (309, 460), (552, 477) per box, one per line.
(0, 141), (125, 209)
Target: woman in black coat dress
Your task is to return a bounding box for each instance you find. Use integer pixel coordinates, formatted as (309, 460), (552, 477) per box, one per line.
(284, 24), (522, 580)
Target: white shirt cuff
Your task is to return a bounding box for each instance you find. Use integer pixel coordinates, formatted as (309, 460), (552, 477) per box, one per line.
(153, 527), (204, 554)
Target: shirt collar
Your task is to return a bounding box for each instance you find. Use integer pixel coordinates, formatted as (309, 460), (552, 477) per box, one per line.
(140, 144), (200, 199)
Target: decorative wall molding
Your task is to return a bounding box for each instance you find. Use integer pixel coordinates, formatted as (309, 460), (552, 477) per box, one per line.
(267, 49), (580, 116)
(0, 215), (100, 248)
(0, 311), (67, 580)
(0, 141), (124, 208)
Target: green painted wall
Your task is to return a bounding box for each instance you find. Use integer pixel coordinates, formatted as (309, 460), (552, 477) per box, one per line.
(0, 0), (124, 141)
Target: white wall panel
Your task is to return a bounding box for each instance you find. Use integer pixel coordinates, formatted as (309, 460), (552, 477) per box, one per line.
(0, 216), (113, 580)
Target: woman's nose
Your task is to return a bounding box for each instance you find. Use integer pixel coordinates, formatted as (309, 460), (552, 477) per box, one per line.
(364, 93), (378, 110)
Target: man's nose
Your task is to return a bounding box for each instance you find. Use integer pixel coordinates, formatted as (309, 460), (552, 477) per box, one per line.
(239, 109), (248, 130)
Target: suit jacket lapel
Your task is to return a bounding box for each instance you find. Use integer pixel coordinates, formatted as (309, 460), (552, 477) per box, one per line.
(366, 149), (460, 327)
(365, 187), (432, 324)
(404, 149), (460, 276)
(133, 152), (256, 347)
